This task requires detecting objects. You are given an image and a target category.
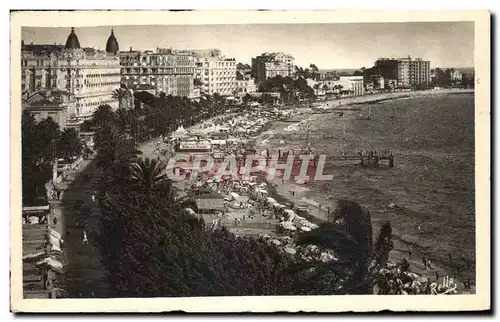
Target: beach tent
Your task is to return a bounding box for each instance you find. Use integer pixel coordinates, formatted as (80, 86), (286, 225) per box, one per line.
(266, 197), (277, 204)
(36, 256), (64, 274)
(49, 228), (61, 240)
(271, 239), (282, 246)
(171, 125), (189, 139)
(309, 223), (319, 230)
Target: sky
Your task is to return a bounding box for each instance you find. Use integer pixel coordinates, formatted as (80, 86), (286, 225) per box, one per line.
(22, 22), (474, 69)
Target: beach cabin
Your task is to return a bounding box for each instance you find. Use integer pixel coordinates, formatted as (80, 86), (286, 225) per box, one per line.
(195, 193), (225, 215)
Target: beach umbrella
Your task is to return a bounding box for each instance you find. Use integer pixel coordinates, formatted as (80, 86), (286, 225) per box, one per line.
(271, 239), (282, 246)
(284, 247), (297, 255)
(300, 226), (311, 232)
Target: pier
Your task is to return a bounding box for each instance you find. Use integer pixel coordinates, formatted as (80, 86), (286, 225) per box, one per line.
(327, 150), (395, 168)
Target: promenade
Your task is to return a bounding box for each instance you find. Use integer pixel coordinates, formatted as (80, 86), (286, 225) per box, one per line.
(55, 157), (108, 298)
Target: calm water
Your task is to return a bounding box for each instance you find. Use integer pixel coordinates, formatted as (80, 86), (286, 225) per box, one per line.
(263, 93), (475, 276)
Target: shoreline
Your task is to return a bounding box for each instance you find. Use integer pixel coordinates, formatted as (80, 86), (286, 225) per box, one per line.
(257, 89), (475, 294)
(311, 88), (474, 108)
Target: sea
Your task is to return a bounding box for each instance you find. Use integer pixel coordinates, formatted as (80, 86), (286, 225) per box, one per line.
(259, 93), (476, 278)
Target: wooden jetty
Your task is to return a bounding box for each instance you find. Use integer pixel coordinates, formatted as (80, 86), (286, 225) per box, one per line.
(326, 150), (394, 168)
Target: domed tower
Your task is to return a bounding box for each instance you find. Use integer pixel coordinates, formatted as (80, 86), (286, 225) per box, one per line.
(105, 28), (119, 55)
(65, 27), (81, 49)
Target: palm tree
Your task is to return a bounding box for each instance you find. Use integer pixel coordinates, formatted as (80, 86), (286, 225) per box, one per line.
(112, 88), (128, 109)
(129, 157), (170, 192)
(371, 221), (394, 269)
(92, 104), (115, 128)
(95, 124), (139, 183)
(290, 199), (375, 294)
(115, 108), (131, 133)
(57, 128), (83, 162)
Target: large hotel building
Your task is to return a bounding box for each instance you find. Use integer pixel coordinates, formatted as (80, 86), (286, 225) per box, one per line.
(173, 49), (239, 96)
(120, 48), (199, 98)
(21, 28), (121, 124)
(120, 48), (243, 97)
(251, 52), (295, 84)
(364, 56), (431, 89)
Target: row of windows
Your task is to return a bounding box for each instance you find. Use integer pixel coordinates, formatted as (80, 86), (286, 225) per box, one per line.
(82, 99), (116, 108)
(121, 67), (194, 74)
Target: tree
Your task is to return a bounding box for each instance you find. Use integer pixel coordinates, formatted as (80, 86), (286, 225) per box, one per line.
(129, 157), (169, 191)
(112, 88), (128, 109)
(243, 93), (252, 107)
(237, 63), (251, 70)
(372, 222), (394, 268)
(36, 117), (61, 162)
(134, 91), (156, 107)
(291, 199), (374, 294)
(80, 120), (94, 132)
(94, 124), (139, 187)
(92, 104), (116, 129)
(57, 128), (83, 162)
(22, 111), (53, 205)
(353, 70), (364, 76)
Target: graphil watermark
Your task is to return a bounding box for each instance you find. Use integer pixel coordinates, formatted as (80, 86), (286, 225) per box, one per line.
(165, 153), (333, 183)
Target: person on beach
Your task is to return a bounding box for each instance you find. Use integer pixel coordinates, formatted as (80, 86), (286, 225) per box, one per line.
(91, 194), (96, 203)
(418, 225), (422, 233)
(422, 255), (427, 268)
(82, 230), (89, 244)
(464, 278), (472, 292)
(408, 247), (413, 259)
(435, 270), (439, 282)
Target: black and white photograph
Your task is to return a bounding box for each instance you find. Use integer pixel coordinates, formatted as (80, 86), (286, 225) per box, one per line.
(10, 10), (490, 313)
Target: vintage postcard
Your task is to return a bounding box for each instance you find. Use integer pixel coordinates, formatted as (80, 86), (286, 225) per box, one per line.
(10, 10), (490, 313)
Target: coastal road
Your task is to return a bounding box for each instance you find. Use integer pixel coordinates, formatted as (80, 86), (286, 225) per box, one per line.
(54, 158), (109, 298)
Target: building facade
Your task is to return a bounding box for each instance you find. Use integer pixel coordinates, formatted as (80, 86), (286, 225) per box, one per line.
(251, 52), (295, 83)
(235, 79), (257, 96)
(338, 76), (364, 96)
(21, 28), (121, 123)
(188, 51), (237, 96)
(120, 48), (198, 99)
(451, 70), (464, 81)
(364, 56), (431, 89)
(22, 89), (76, 129)
(397, 57), (431, 88)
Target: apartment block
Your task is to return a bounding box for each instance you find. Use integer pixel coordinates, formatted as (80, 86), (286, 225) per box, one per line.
(365, 56), (431, 89)
(121, 48), (198, 98)
(251, 52), (295, 83)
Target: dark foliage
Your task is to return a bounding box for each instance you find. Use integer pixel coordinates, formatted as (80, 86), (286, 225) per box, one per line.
(22, 111), (83, 204)
(292, 199), (376, 294)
